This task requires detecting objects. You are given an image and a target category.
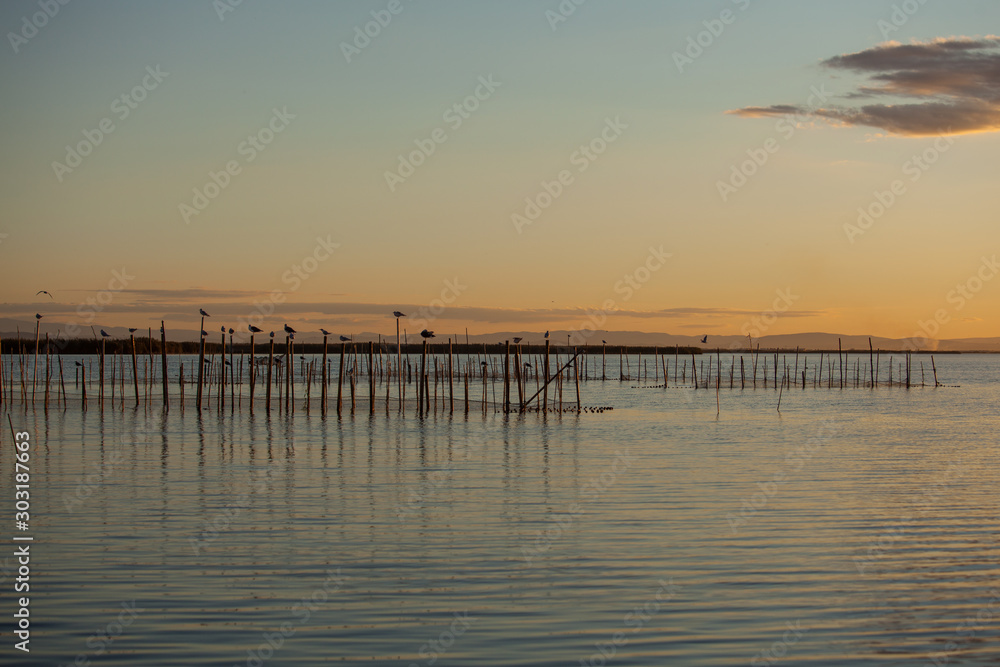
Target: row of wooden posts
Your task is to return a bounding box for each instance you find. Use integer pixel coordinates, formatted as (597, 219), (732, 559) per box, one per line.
(2, 323), (942, 415)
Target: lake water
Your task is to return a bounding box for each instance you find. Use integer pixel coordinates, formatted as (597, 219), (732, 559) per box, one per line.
(3, 352), (999, 665)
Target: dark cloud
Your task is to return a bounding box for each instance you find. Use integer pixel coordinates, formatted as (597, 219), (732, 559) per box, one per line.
(731, 37), (1000, 136)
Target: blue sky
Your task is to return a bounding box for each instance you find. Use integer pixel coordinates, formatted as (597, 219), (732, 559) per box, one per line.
(3, 0), (1000, 341)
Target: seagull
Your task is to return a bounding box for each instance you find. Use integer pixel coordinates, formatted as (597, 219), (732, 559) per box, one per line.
(602, 340), (607, 345)
(221, 326), (226, 333)
(35, 313), (43, 320)
(100, 329), (110, 338)
(74, 361), (83, 367)
(700, 335), (708, 344)
(128, 328), (138, 334)
(228, 328), (234, 335)
(284, 324), (296, 335)
(420, 330), (435, 339)
(249, 325), (263, 333)
(36, 290), (53, 299)
(513, 337), (522, 344)
(339, 336), (351, 342)
(269, 331), (275, 338)
(201, 330), (208, 337)
(524, 362), (532, 368)
(544, 331), (549, 339)
(200, 309), (210, 317)
(320, 328), (331, 336)
(393, 311), (406, 318)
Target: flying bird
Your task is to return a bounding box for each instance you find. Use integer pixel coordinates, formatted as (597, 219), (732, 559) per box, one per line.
(249, 325), (263, 333)
(700, 335), (708, 344)
(200, 309), (211, 317)
(284, 324), (297, 335)
(320, 328), (331, 336)
(340, 336), (351, 342)
(393, 311), (406, 318)
(420, 330), (435, 339)
(36, 290), (53, 299)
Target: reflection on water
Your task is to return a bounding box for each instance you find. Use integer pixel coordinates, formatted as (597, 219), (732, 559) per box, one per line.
(2, 355), (999, 665)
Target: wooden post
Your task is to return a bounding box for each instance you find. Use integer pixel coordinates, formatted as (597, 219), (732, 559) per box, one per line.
(219, 329), (226, 411)
(397, 317), (403, 411)
(574, 349), (581, 410)
(160, 322), (169, 408)
(931, 355), (939, 387)
(448, 338), (454, 414)
(543, 339), (550, 411)
(337, 342), (345, 416)
(503, 340), (510, 413)
(99, 336), (105, 409)
(602, 341), (606, 380)
(419, 340), (427, 417)
(130, 332), (140, 407)
(321, 334), (328, 414)
(196, 317), (206, 408)
(369, 341), (375, 416)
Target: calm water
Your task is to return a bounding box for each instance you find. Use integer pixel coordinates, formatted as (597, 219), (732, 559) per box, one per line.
(3, 353), (999, 666)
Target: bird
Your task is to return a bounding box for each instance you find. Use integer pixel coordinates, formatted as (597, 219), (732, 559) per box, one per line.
(289, 333), (295, 340)
(393, 311), (406, 318)
(128, 328), (138, 334)
(320, 328), (331, 336)
(339, 336), (351, 342)
(35, 313), (43, 320)
(201, 330), (208, 337)
(249, 325), (263, 334)
(225, 360), (232, 366)
(36, 290), (53, 299)
(221, 326), (226, 333)
(420, 330), (435, 339)
(284, 324), (296, 335)
(513, 337), (522, 344)
(544, 331), (549, 339)
(74, 361), (83, 367)
(228, 328), (234, 335)
(269, 331), (275, 338)
(700, 335), (708, 344)
(100, 329), (110, 338)
(524, 362), (532, 368)
(200, 309), (210, 317)
(602, 340), (607, 345)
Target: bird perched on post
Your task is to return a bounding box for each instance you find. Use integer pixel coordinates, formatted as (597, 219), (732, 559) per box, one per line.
(100, 329), (110, 337)
(393, 311), (406, 318)
(200, 309), (210, 317)
(249, 325), (263, 334)
(320, 328), (331, 336)
(284, 324), (296, 335)
(228, 328), (234, 335)
(269, 331), (275, 338)
(340, 335), (351, 342)
(513, 337), (522, 344)
(221, 326), (226, 333)
(544, 331), (549, 339)
(420, 330), (435, 339)
(35, 313), (43, 320)
(201, 330), (208, 337)
(128, 328), (138, 334)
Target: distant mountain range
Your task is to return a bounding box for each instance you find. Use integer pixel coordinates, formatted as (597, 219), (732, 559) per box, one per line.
(2, 318), (997, 352)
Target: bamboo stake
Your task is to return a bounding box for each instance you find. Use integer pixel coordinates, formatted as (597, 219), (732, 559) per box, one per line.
(196, 317), (206, 408)
(337, 342), (345, 416)
(321, 333), (328, 415)
(369, 341), (375, 416)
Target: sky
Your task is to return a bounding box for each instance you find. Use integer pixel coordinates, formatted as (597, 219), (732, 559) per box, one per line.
(2, 0), (1000, 344)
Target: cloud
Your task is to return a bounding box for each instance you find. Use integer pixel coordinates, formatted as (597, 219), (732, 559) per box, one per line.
(730, 37), (1000, 136)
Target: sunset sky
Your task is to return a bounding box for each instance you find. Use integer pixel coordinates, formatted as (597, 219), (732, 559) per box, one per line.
(2, 0), (999, 342)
